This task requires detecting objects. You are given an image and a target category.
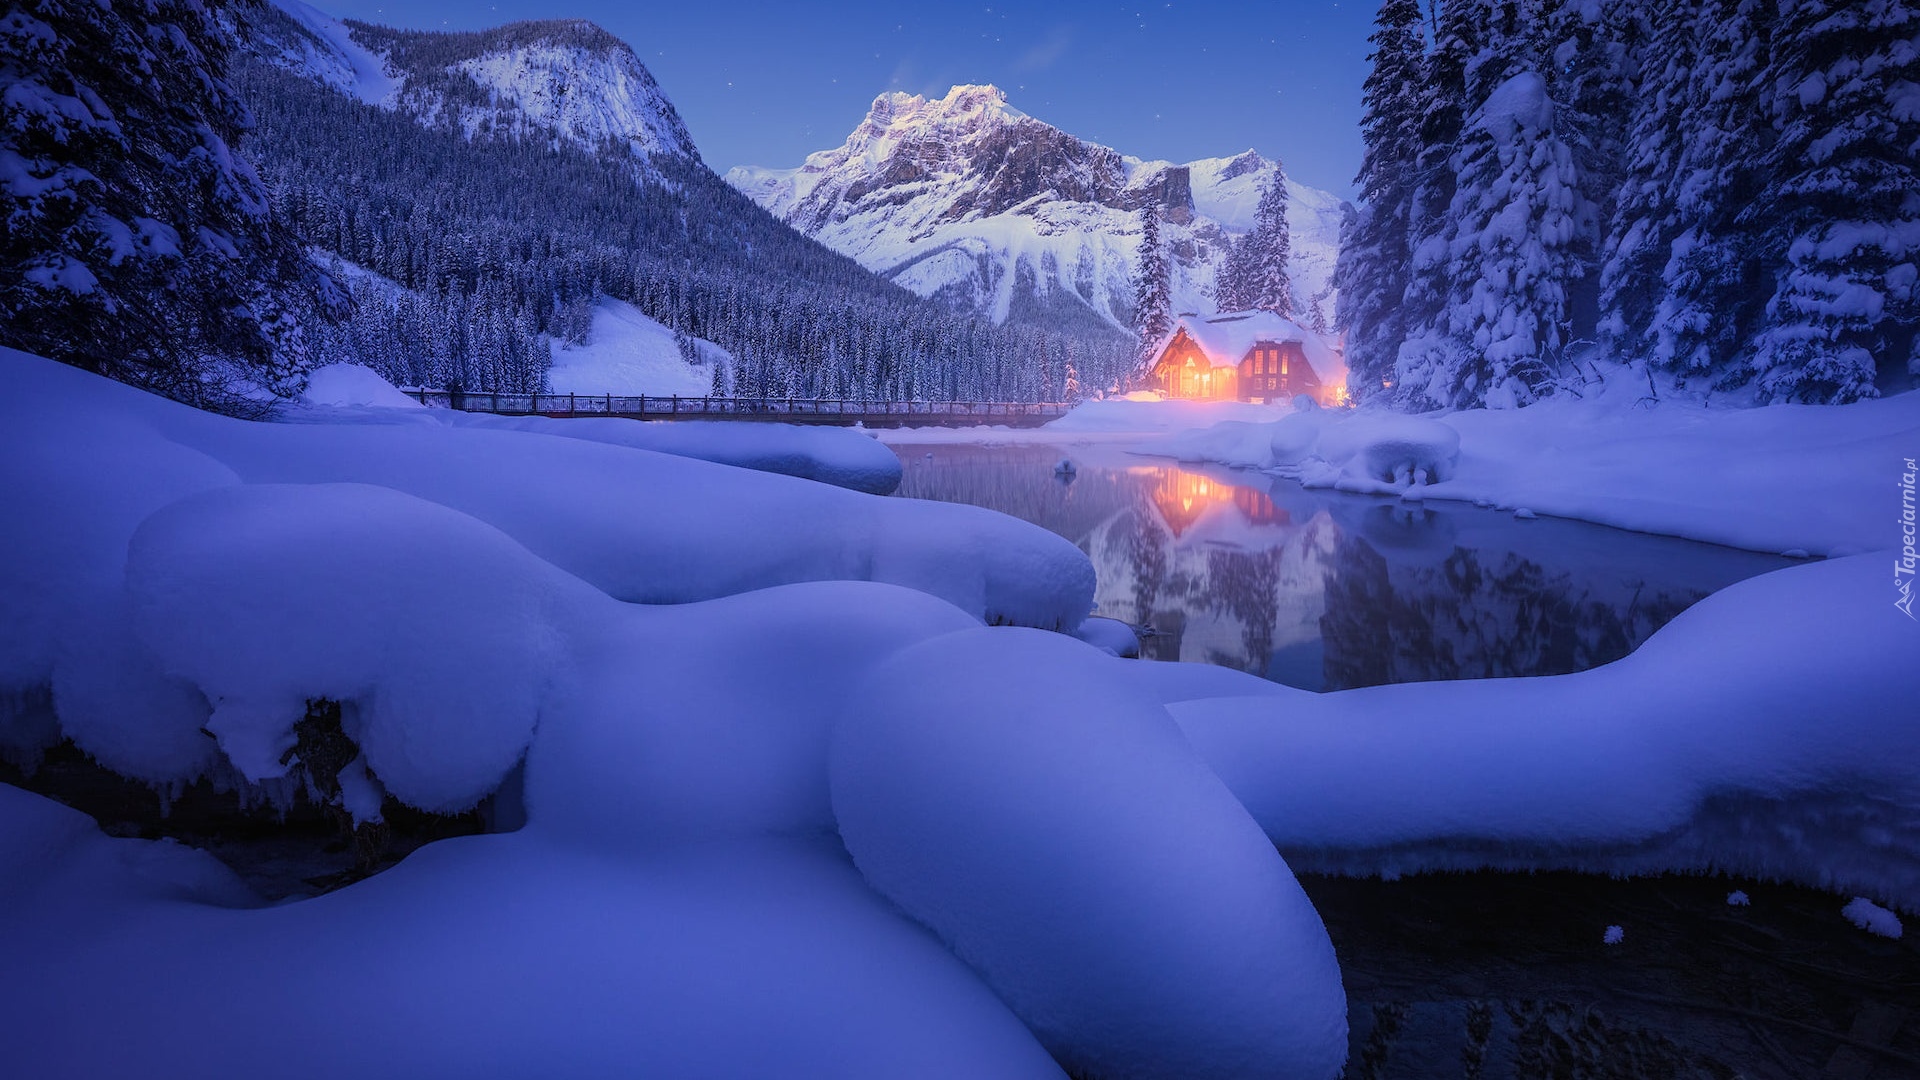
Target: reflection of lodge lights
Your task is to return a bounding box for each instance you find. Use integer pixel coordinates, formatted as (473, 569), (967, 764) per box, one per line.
(1154, 469), (1235, 536)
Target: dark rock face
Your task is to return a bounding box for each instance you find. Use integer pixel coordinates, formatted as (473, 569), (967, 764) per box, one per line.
(944, 121), (1129, 220)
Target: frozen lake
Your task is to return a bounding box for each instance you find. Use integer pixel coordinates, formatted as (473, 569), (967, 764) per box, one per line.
(894, 442), (1796, 691)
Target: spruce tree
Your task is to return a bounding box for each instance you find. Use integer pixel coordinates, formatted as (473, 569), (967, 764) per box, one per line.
(1335, 0), (1427, 401)
(1744, 0), (1919, 402)
(1223, 169), (1295, 318)
(1, 0), (332, 410)
(1427, 71), (1584, 408)
(1398, 0), (1481, 393)
(1132, 205), (1172, 366)
(1644, 0), (1773, 385)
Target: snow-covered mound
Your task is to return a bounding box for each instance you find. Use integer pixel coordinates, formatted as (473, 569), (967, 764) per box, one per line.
(1166, 552), (1920, 911)
(1147, 409), (1459, 488)
(1137, 388), (1920, 556)
(726, 85), (1347, 330)
(834, 628), (1346, 1079)
(0, 346), (1348, 1078)
(0, 347), (1090, 735)
(300, 362), (424, 409)
(546, 298), (730, 396)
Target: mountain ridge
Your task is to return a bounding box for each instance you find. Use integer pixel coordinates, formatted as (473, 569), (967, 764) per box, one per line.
(726, 84), (1348, 334)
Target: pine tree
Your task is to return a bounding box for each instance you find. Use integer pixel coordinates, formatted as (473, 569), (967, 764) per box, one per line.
(1422, 71), (1585, 409)
(1222, 169), (1294, 317)
(1399, 0), (1482, 390)
(1132, 205), (1172, 366)
(1544, 0), (1644, 343)
(1335, 0), (1428, 401)
(1, 0), (333, 410)
(1598, 0), (1699, 362)
(1744, 0), (1919, 402)
(1642, 0), (1774, 385)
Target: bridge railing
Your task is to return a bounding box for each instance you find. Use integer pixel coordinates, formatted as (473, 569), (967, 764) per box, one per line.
(400, 390), (1073, 423)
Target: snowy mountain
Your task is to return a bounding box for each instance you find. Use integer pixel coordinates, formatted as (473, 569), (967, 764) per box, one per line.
(725, 85), (1348, 333)
(249, 1), (697, 166)
(229, 8), (1132, 397)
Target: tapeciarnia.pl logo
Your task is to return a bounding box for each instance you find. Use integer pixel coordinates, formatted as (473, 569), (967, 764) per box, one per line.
(1900, 457), (1917, 620)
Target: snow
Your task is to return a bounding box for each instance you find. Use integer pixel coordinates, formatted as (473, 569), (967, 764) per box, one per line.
(0, 347), (1354, 1078)
(125, 483), (593, 811)
(1070, 615), (1140, 658)
(1148, 310), (1348, 386)
(267, 0), (400, 106)
(300, 362), (423, 409)
(1131, 387), (1920, 557)
(8, 342), (1919, 1074)
(1842, 897), (1903, 940)
(725, 87), (1346, 330)
(1144, 409), (1460, 492)
(0, 803), (1066, 1078)
(1166, 552), (1920, 911)
(832, 628), (1346, 1080)
(285, 360), (905, 494)
(456, 41), (697, 161)
(545, 297), (729, 396)
(458, 414), (906, 495)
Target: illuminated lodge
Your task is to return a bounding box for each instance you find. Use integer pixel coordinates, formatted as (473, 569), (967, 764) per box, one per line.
(1147, 311), (1347, 406)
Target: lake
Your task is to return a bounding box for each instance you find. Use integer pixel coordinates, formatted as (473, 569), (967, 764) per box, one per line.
(893, 442), (1795, 691)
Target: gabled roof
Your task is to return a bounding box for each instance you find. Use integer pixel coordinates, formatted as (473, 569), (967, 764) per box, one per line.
(1151, 310), (1344, 384)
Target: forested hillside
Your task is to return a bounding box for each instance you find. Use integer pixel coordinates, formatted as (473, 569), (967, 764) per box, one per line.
(237, 10), (1133, 399)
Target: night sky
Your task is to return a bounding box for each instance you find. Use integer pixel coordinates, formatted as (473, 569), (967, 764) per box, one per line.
(314, 0), (1377, 196)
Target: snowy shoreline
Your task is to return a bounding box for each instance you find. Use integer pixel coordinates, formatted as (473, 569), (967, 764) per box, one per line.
(887, 388), (1920, 559)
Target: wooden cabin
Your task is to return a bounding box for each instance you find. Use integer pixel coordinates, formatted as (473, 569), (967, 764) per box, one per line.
(1146, 311), (1346, 405)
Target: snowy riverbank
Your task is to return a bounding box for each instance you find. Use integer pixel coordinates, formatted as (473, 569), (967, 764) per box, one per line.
(948, 387), (1920, 558)
(4, 352), (1916, 1079)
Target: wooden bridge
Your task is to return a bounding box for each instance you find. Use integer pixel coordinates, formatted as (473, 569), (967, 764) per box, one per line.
(402, 390), (1073, 428)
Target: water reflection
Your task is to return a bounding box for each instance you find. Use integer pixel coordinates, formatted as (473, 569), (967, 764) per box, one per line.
(896, 443), (1794, 691)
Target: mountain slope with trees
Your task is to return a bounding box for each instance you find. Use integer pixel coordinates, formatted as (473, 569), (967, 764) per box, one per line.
(235, 7), (1135, 400)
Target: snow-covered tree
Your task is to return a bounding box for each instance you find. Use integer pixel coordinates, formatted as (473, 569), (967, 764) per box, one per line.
(1399, 0), (1482, 377)
(1220, 169), (1294, 317)
(1335, 0), (1428, 402)
(0, 0), (333, 411)
(1640, 0), (1774, 385)
(1407, 71), (1585, 409)
(1544, 0), (1645, 340)
(1132, 205), (1171, 363)
(1744, 0), (1919, 402)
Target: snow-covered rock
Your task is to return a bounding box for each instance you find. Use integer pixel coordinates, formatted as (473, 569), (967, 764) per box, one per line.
(125, 483), (596, 811)
(832, 628), (1347, 1080)
(1842, 897), (1903, 939)
(1144, 409), (1459, 493)
(301, 363), (424, 409)
(726, 85), (1347, 331)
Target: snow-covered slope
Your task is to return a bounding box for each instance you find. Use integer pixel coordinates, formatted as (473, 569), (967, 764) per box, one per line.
(256, 0), (399, 105)
(546, 299), (732, 396)
(249, 2), (697, 165)
(726, 85), (1348, 332)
